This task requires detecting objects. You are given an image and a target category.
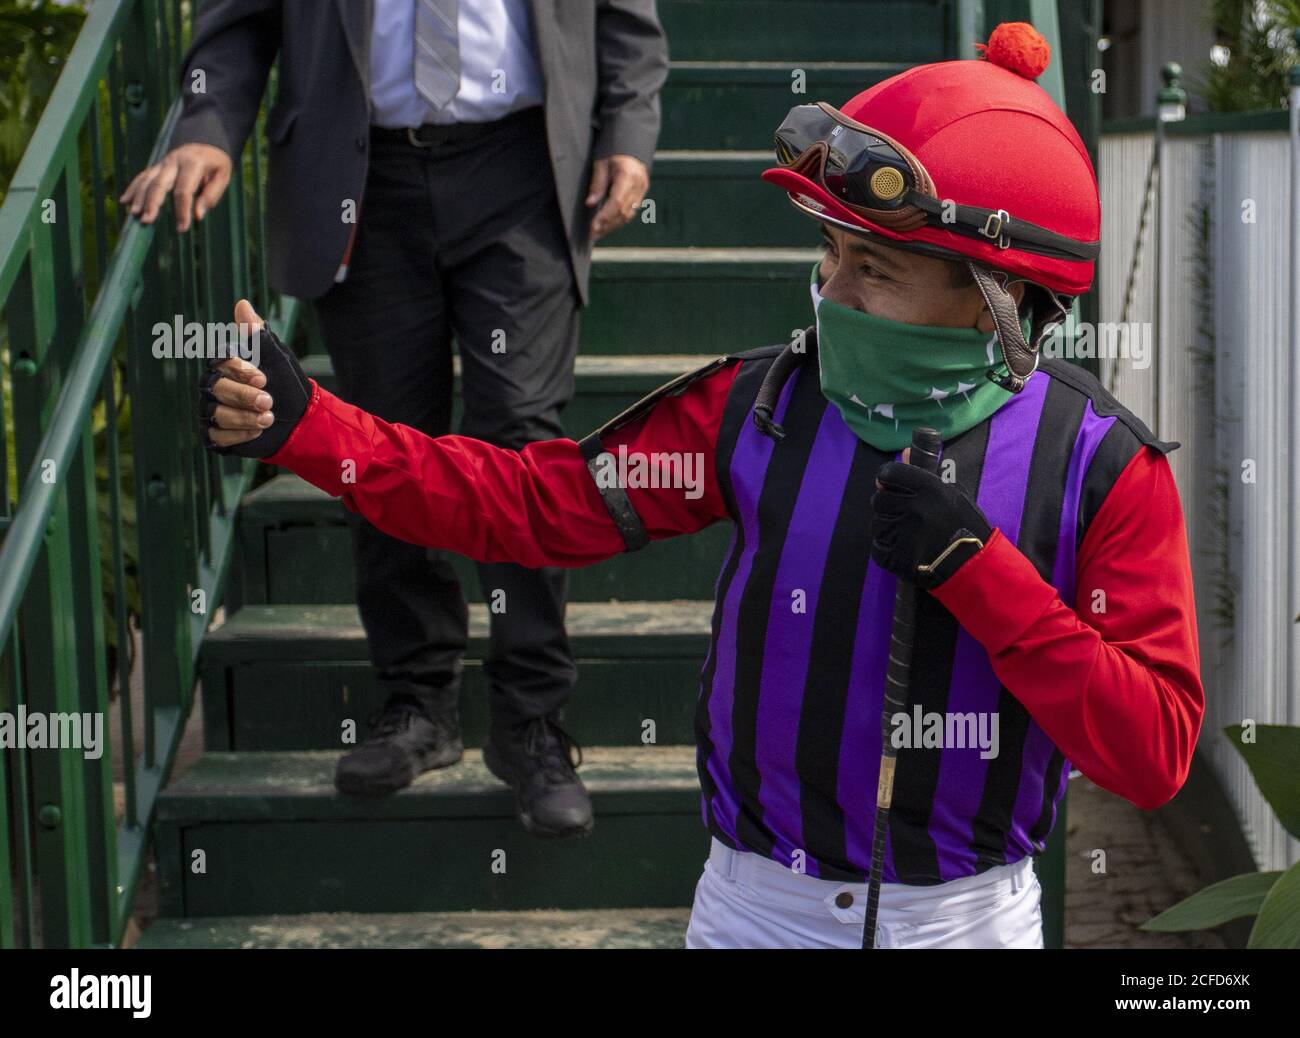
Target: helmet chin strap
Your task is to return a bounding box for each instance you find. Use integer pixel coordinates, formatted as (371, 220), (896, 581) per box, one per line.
(966, 261), (1069, 393)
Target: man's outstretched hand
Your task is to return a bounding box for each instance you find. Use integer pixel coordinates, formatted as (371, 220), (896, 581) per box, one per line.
(200, 299), (312, 458)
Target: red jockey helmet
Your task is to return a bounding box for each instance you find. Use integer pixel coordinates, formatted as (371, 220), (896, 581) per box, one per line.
(760, 22), (1101, 299)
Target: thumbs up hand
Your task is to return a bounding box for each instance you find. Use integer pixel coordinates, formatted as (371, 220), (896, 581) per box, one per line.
(199, 299), (312, 458)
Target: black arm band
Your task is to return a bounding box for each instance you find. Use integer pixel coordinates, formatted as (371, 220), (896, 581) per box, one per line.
(577, 432), (650, 553)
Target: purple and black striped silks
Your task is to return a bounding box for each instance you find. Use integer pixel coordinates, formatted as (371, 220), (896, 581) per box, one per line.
(694, 348), (1170, 885)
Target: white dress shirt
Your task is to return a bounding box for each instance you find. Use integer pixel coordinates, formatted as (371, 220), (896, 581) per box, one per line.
(369, 0), (545, 127)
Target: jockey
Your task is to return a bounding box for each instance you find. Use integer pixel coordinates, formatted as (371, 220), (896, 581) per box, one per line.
(200, 22), (1204, 949)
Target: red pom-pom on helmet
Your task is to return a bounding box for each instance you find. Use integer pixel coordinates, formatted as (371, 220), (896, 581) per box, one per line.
(976, 21), (1050, 80)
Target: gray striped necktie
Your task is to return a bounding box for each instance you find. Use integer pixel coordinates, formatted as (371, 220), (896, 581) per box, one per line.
(414, 0), (460, 110)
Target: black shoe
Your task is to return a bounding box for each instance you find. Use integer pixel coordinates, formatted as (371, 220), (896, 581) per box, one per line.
(335, 699), (463, 796)
(482, 715), (593, 838)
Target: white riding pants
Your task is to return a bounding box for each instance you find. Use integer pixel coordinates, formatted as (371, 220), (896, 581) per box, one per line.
(684, 837), (1044, 949)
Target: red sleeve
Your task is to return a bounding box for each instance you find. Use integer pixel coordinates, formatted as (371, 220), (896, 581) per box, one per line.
(263, 363), (739, 568)
(930, 446), (1205, 810)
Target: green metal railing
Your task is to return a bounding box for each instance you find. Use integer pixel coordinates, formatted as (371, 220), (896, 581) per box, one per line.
(0, 0), (297, 948)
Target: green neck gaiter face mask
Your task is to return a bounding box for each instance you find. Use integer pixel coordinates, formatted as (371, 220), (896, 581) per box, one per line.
(810, 262), (1031, 452)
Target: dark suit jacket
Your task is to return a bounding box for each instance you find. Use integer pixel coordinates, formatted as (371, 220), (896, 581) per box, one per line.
(170, 0), (668, 304)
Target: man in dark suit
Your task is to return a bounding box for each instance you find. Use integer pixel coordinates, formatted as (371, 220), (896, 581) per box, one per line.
(121, 0), (669, 837)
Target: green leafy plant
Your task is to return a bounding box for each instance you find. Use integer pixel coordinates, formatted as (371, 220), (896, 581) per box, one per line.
(1194, 0), (1299, 112)
(1185, 145), (1240, 651)
(92, 357), (140, 690)
(0, 0), (86, 194)
(1, 0), (88, 508)
(1, 2), (142, 690)
(1142, 725), (1300, 947)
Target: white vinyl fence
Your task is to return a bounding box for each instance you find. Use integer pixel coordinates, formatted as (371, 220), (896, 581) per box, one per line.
(1098, 114), (1298, 874)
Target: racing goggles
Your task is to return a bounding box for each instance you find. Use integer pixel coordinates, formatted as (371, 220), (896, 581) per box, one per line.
(772, 102), (1100, 263)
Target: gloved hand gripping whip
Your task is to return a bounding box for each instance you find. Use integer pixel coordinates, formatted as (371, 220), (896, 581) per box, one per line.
(199, 324), (312, 458)
(869, 463), (994, 590)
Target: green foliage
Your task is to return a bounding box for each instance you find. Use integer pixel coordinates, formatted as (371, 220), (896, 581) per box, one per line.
(1, 0), (85, 506)
(1185, 143), (1239, 649)
(1196, 0), (1299, 113)
(0, 0), (86, 195)
(0, 1), (141, 671)
(1142, 870), (1284, 930)
(1224, 724), (1300, 840)
(1143, 725), (1300, 947)
(92, 359), (140, 661)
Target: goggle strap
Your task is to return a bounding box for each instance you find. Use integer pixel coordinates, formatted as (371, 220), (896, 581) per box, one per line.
(909, 193), (1100, 263)
(778, 103), (1096, 263)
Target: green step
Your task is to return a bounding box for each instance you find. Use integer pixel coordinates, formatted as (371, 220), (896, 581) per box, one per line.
(295, 249), (815, 356)
(603, 152), (816, 248)
(200, 602), (713, 751)
(154, 747), (706, 916)
(135, 908), (691, 949)
(657, 0), (950, 63)
(295, 352), (729, 440)
(232, 469), (734, 607)
(582, 248), (817, 354)
(659, 62), (908, 150)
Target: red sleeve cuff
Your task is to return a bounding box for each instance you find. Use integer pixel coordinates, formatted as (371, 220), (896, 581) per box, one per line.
(928, 526), (1059, 654)
(264, 377), (324, 467)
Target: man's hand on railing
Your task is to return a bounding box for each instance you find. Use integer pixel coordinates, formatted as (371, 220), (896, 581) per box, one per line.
(119, 143), (233, 232)
(200, 299), (312, 458)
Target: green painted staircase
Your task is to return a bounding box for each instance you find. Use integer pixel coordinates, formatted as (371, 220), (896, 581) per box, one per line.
(140, 0), (1046, 950)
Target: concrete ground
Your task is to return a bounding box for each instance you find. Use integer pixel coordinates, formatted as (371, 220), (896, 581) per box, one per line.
(1063, 773), (1229, 949)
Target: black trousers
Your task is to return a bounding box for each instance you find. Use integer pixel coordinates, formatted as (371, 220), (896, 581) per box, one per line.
(312, 104), (579, 730)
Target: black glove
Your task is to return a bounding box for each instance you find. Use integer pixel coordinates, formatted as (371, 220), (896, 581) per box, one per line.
(199, 324), (311, 458)
(870, 461), (993, 589)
